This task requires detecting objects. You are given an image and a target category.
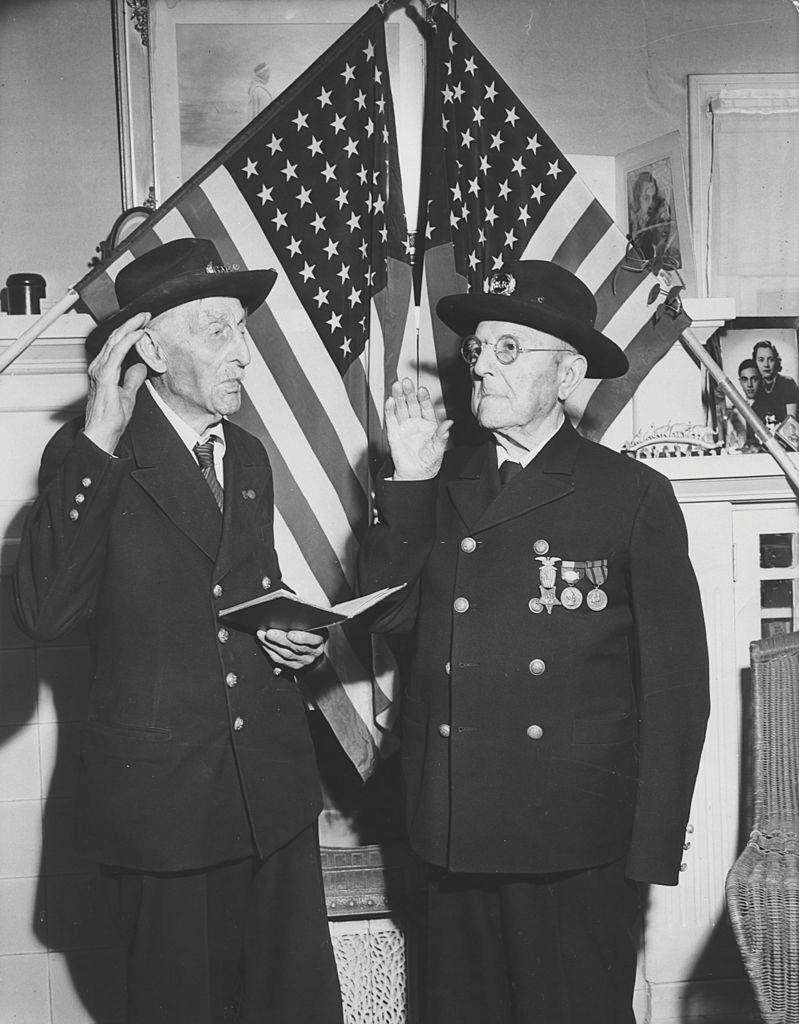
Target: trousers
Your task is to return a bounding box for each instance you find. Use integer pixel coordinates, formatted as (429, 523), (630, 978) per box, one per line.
(420, 857), (640, 1024)
(102, 825), (343, 1024)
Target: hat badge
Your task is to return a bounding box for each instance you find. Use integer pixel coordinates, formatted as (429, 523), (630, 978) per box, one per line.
(205, 260), (240, 275)
(484, 271), (516, 297)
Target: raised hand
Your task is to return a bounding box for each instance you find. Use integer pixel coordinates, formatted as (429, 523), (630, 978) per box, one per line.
(84, 312), (151, 454)
(385, 378), (453, 481)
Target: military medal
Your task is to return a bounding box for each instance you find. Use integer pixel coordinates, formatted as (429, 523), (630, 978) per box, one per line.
(585, 560), (609, 612)
(560, 561), (585, 610)
(560, 586), (583, 610)
(536, 556), (561, 615)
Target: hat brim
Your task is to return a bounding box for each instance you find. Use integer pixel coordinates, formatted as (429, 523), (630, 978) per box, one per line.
(436, 293), (629, 379)
(86, 268), (277, 359)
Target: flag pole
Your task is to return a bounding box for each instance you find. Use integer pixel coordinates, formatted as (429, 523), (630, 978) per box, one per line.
(680, 324), (799, 495)
(0, 288), (81, 374)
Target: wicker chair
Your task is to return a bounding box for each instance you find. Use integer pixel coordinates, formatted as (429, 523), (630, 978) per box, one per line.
(726, 630), (799, 1024)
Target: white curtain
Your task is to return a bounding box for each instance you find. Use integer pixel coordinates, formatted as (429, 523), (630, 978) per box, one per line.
(708, 89), (799, 315)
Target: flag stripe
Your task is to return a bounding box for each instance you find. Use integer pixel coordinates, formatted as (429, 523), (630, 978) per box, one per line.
(551, 199), (612, 273)
(575, 226), (628, 294)
(521, 177), (594, 261)
(579, 310), (691, 441)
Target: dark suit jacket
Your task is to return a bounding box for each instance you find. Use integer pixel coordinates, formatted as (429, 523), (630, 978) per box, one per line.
(358, 419), (709, 886)
(14, 387), (322, 872)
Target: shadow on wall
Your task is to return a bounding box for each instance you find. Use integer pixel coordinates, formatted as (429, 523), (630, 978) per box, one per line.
(0, 540), (127, 1023)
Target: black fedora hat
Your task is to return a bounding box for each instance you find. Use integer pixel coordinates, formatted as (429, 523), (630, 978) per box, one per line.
(436, 261), (628, 379)
(87, 238), (277, 358)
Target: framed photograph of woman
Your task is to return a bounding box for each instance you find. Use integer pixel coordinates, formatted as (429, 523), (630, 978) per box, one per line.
(719, 317), (799, 429)
(615, 131), (697, 294)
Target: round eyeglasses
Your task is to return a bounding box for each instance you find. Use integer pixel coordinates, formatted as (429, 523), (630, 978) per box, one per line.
(460, 335), (567, 367)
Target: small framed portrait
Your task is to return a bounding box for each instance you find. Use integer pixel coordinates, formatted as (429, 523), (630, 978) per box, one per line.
(615, 131), (696, 294)
(718, 317), (799, 432)
(776, 414), (799, 452)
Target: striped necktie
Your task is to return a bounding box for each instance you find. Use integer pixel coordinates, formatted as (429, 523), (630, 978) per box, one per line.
(193, 437), (224, 512)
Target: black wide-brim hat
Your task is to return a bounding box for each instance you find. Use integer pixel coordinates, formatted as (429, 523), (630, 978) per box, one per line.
(87, 238), (277, 359)
(436, 260), (628, 379)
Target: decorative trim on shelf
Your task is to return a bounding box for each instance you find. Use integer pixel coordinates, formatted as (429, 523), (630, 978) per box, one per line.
(622, 423), (722, 459)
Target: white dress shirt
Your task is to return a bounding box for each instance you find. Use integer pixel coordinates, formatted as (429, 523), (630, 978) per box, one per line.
(146, 380), (227, 486)
(494, 410), (565, 470)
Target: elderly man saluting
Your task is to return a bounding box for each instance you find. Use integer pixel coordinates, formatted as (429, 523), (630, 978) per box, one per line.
(14, 239), (342, 1024)
(358, 261), (710, 1024)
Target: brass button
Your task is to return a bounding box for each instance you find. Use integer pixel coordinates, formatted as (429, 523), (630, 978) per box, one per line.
(81, 477), (92, 487)
(679, 862), (688, 872)
(528, 598), (543, 614)
(526, 724), (544, 740)
(74, 493), (85, 504)
(244, 489), (257, 500)
(217, 627), (230, 643)
(261, 576), (272, 590)
(460, 536), (477, 553)
(438, 723), (451, 738)
(69, 509), (79, 521)
(273, 666), (282, 676)
(212, 584), (223, 599)
(225, 672), (238, 688)
(528, 659), (546, 676)
(445, 661), (450, 675)
(234, 716), (245, 731)
(686, 823), (695, 834)
(453, 597), (469, 613)
(533, 539), (549, 555)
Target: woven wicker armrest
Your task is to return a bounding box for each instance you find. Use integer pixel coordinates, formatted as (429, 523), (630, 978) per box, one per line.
(726, 630), (799, 1023)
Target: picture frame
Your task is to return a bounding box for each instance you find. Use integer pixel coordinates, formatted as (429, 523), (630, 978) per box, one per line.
(715, 316), (799, 447)
(775, 413), (799, 453)
(112, 0), (447, 223)
(614, 130), (696, 295)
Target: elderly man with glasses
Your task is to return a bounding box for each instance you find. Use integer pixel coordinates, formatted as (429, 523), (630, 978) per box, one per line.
(358, 260), (710, 1024)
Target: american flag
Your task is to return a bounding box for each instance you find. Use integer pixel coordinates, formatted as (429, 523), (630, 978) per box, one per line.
(407, 5), (690, 442)
(75, 6), (413, 779)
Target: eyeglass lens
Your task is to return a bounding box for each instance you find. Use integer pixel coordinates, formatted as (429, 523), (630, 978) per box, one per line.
(461, 336), (519, 365)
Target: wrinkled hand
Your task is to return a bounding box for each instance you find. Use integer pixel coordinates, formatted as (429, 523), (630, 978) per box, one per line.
(84, 311), (151, 454)
(385, 379), (452, 481)
(256, 628), (325, 671)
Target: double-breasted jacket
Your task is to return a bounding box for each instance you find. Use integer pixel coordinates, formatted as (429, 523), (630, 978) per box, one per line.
(358, 419), (710, 885)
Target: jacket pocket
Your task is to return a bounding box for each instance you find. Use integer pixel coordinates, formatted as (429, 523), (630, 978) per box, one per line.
(82, 719), (173, 763)
(572, 712), (635, 745)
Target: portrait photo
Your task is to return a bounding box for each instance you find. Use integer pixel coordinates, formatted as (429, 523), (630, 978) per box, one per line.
(718, 317), (799, 435)
(615, 131), (696, 293)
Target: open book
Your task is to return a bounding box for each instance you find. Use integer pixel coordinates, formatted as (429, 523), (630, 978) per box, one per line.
(218, 583), (406, 634)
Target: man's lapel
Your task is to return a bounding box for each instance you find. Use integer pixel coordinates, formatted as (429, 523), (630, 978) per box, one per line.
(214, 435), (272, 582)
(127, 387), (223, 561)
(447, 420), (580, 533)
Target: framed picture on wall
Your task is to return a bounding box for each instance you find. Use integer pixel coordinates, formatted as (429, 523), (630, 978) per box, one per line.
(718, 316), (799, 433)
(112, 0), (444, 222)
(615, 130), (696, 295)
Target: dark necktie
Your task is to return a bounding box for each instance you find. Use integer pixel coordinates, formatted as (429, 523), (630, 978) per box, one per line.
(498, 459), (523, 485)
(194, 437), (224, 512)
